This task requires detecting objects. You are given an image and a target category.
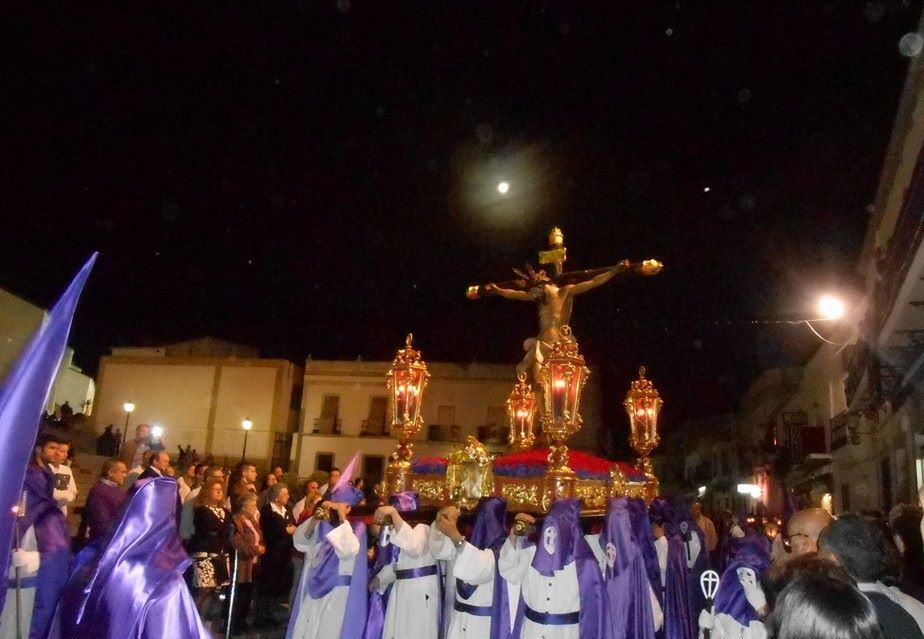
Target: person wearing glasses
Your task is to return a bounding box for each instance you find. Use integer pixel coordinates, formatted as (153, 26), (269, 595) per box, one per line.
(772, 507), (833, 565)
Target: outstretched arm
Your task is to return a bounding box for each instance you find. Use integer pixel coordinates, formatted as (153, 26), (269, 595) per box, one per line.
(484, 283), (533, 302)
(567, 260), (631, 296)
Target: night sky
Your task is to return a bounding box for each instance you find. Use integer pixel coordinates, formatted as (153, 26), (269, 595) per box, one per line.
(2, 2), (922, 446)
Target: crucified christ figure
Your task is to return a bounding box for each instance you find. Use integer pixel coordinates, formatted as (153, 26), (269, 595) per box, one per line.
(478, 259), (661, 382)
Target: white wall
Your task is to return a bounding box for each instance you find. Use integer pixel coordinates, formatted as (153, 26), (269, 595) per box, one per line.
(211, 365), (279, 459)
(0, 288), (46, 382)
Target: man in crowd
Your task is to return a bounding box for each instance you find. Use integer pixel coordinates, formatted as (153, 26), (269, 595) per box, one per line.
(230, 462), (258, 506)
(120, 423), (153, 469)
(0, 430), (72, 639)
(128, 450), (170, 486)
(692, 502), (717, 555)
(772, 507), (833, 565)
(322, 468), (341, 500)
(49, 437), (77, 516)
(819, 513), (924, 639)
(292, 479), (322, 523)
(80, 459), (128, 544)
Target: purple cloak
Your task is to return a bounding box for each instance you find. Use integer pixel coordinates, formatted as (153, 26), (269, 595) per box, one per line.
(650, 499), (695, 639)
(601, 497), (656, 639)
(15, 464), (71, 639)
(48, 477), (210, 639)
(511, 498), (604, 639)
(455, 497), (510, 639)
(713, 539), (770, 626)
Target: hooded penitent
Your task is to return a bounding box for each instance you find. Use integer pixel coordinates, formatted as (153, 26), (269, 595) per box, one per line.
(456, 497), (510, 639)
(712, 538), (770, 628)
(49, 476), (210, 639)
(600, 497), (656, 639)
(287, 468), (368, 639)
(362, 490), (420, 639)
(649, 498), (695, 639)
(514, 498), (604, 639)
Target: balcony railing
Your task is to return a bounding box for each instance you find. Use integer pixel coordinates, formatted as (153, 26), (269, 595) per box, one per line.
(313, 417), (341, 435)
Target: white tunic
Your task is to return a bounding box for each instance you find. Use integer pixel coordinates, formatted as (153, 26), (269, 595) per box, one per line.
(287, 519), (360, 639)
(498, 537), (581, 639)
(430, 526), (503, 639)
(377, 523), (440, 639)
(0, 528), (39, 639)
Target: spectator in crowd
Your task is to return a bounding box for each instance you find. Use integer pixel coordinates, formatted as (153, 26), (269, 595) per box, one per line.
(80, 459), (128, 544)
(229, 462), (258, 510)
(772, 507), (833, 565)
(272, 465), (284, 481)
(819, 513), (924, 639)
(291, 479), (321, 524)
(177, 459), (198, 503)
(188, 478), (232, 619)
(321, 467), (341, 500)
(137, 450), (171, 482)
(120, 423), (153, 469)
(229, 492), (265, 634)
(692, 501), (718, 553)
(255, 483), (296, 627)
(181, 465), (227, 540)
(95, 424), (118, 457)
(49, 437), (77, 515)
(257, 471), (278, 509)
(768, 574), (883, 639)
(887, 504), (924, 597)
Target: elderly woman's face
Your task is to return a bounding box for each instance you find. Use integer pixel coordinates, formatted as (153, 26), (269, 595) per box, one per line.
(210, 483), (224, 503)
(243, 498), (257, 516)
(275, 487), (289, 506)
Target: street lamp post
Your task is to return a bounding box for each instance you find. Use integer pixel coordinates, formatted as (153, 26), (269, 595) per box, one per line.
(241, 418), (253, 462)
(118, 401), (135, 458)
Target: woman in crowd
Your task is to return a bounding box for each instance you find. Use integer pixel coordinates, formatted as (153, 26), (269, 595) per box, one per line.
(188, 478), (232, 619)
(228, 491), (265, 634)
(768, 574), (883, 639)
(257, 471), (278, 509)
(177, 459), (198, 503)
(255, 482), (296, 627)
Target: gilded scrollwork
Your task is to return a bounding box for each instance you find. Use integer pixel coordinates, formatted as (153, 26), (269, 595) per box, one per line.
(446, 436), (495, 510)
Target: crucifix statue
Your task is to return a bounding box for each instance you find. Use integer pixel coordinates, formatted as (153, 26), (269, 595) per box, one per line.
(467, 227), (663, 383)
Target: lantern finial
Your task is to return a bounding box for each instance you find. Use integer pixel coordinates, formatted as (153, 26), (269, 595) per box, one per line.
(385, 334), (430, 494)
(624, 365), (662, 501)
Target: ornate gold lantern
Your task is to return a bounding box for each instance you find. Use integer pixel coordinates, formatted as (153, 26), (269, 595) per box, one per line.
(506, 372), (537, 451)
(385, 334), (430, 493)
(538, 325), (590, 501)
(624, 366), (662, 499)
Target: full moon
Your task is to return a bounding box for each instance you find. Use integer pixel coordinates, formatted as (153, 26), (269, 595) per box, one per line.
(497, 181), (510, 194)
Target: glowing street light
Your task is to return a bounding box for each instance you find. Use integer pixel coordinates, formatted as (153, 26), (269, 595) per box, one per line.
(497, 181), (510, 194)
(118, 401), (136, 458)
(241, 417), (253, 462)
(150, 425), (164, 439)
(817, 295), (845, 320)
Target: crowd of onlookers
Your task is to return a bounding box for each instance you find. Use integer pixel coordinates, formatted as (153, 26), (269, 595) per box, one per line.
(64, 423), (383, 634)
(32, 420), (924, 638)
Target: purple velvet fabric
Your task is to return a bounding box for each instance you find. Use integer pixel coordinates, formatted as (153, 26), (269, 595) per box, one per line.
(49, 476), (210, 639)
(601, 498), (656, 639)
(650, 499), (695, 639)
(83, 480), (127, 542)
(627, 498), (662, 606)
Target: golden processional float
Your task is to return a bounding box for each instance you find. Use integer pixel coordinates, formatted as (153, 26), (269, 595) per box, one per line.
(383, 228), (665, 514)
